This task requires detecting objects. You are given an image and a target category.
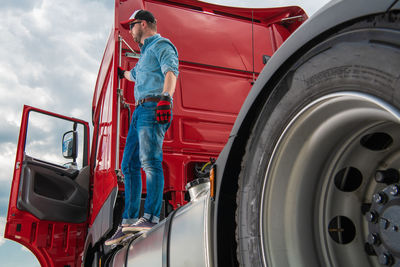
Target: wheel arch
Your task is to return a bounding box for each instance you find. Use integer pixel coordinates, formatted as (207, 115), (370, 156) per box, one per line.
(212, 0), (399, 265)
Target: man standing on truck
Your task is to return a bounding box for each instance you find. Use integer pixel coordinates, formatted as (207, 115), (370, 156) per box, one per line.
(105, 9), (179, 245)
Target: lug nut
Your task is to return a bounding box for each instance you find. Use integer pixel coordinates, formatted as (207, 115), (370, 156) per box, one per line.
(366, 211), (379, 223)
(378, 253), (393, 266)
(368, 233), (380, 245)
(389, 184), (399, 196)
(375, 169), (400, 184)
(380, 218), (390, 230)
(373, 192), (387, 204)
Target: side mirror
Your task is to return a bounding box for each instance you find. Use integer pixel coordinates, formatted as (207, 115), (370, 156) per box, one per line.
(62, 131), (78, 160)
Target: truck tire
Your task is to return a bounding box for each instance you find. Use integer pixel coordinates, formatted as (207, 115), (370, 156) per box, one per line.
(236, 12), (400, 267)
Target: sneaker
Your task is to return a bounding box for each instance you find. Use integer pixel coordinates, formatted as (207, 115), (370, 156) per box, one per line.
(122, 217), (156, 233)
(105, 226), (130, 246)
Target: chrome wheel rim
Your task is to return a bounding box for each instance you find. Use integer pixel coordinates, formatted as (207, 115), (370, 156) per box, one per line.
(260, 92), (400, 266)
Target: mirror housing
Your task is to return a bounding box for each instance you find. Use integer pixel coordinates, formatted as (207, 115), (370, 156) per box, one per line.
(62, 131), (78, 160)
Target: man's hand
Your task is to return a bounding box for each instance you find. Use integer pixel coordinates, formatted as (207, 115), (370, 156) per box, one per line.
(118, 67), (126, 79)
(156, 94), (172, 124)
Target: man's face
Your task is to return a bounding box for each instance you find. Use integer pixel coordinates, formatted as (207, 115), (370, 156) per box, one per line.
(129, 21), (143, 44)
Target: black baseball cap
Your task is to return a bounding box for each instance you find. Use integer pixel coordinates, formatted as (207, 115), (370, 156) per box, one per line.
(121, 10), (156, 29)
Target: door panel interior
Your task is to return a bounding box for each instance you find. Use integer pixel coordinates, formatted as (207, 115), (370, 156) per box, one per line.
(17, 155), (89, 223)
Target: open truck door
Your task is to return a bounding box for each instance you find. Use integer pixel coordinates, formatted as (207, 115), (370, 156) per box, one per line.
(5, 105), (90, 267)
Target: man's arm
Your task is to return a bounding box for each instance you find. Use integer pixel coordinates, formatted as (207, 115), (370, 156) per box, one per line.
(156, 40), (179, 97)
(162, 71), (177, 97)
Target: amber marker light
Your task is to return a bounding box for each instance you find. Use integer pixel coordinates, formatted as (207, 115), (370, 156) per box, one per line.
(210, 166), (215, 198)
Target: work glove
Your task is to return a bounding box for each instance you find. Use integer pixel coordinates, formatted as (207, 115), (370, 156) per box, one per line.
(117, 67), (125, 79)
(156, 94), (172, 124)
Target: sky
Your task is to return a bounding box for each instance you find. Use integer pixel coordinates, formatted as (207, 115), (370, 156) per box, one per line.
(0, 0), (329, 265)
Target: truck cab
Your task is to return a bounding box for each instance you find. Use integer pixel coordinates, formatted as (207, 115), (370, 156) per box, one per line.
(4, 0), (305, 266)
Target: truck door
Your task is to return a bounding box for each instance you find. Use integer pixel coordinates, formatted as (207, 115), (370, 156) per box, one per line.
(5, 105), (90, 267)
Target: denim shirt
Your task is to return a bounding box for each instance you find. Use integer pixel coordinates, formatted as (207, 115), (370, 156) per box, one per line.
(129, 34), (179, 101)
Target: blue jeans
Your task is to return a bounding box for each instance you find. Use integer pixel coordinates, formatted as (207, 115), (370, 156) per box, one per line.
(121, 101), (170, 224)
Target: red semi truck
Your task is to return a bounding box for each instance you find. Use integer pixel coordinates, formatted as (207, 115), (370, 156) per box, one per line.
(5, 0), (400, 266)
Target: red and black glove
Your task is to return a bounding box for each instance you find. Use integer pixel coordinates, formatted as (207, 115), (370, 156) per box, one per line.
(156, 93), (172, 124)
(117, 67), (125, 79)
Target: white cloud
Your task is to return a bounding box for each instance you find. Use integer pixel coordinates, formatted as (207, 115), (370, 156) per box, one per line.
(30, 2), (50, 31)
(0, 0), (113, 132)
(0, 217), (6, 246)
(0, 143), (17, 182)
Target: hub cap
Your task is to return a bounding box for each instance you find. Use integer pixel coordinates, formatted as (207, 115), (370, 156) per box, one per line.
(260, 92), (400, 266)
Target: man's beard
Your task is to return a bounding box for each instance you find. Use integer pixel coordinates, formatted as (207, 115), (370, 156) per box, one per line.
(134, 28), (143, 44)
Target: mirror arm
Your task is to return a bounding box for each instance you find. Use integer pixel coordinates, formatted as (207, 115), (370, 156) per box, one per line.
(73, 129), (77, 163)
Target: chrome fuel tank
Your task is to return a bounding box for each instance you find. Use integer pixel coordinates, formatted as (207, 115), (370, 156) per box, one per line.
(110, 181), (212, 267)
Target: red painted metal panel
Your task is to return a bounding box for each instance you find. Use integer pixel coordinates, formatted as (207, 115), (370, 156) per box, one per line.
(179, 67), (252, 114)
(91, 67), (118, 225)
